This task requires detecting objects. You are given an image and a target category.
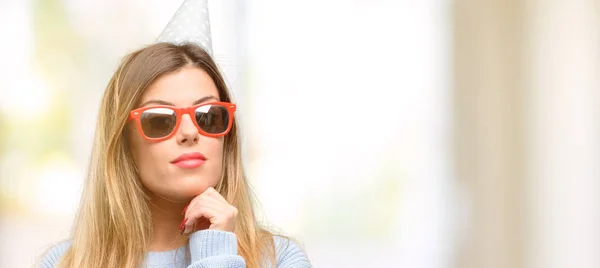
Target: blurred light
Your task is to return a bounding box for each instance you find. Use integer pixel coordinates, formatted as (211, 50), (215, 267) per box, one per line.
(33, 152), (82, 215)
(0, 73), (52, 120)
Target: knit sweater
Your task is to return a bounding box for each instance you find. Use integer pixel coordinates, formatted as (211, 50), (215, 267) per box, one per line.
(39, 230), (311, 268)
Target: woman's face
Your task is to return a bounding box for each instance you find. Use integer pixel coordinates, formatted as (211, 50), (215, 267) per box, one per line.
(128, 66), (224, 202)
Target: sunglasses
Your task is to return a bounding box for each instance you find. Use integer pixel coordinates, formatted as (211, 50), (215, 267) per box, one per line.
(128, 102), (236, 141)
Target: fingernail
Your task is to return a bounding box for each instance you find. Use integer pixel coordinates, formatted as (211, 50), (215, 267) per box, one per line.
(179, 218), (188, 235)
(182, 205), (188, 216)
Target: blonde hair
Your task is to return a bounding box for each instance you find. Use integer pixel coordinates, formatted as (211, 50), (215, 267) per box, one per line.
(56, 43), (277, 267)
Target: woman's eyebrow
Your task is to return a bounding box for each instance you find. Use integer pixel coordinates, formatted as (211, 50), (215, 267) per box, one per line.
(192, 95), (219, 105)
(140, 95), (219, 107)
(140, 100), (173, 107)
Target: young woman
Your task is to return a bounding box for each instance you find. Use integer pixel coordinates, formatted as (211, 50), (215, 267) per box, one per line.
(39, 43), (310, 268)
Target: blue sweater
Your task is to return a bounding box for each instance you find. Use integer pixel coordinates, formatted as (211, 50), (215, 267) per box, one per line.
(39, 230), (311, 268)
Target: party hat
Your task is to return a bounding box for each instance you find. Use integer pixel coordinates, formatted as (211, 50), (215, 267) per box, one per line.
(156, 0), (213, 55)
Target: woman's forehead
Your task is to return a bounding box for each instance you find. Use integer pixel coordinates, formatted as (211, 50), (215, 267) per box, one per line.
(141, 67), (219, 107)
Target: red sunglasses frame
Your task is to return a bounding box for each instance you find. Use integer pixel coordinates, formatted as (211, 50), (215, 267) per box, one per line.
(128, 101), (236, 142)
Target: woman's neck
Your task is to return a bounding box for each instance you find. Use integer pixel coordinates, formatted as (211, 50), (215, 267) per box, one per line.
(147, 193), (190, 252)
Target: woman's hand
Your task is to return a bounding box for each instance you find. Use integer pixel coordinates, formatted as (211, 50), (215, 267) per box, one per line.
(179, 187), (238, 235)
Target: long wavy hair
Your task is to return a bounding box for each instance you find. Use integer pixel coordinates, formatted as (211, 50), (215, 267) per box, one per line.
(55, 43), (276, 267)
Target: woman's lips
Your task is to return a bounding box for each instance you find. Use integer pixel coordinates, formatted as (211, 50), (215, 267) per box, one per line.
(171, 152), (206, 169)
(172, 159), (205, 168)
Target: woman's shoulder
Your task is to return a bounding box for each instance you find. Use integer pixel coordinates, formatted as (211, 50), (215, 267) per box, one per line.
(272, 235), (311, 267)
(39, 240), (71, 268)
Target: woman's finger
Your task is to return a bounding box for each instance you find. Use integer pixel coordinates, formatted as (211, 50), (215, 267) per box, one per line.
(180, 187), (238, 234)
(204, 187), (228, 204)
(198, 193), (228, 208)
(184, 194), (225, 220)
(181, 205), (218, 234)
(198, 194), (238, 222)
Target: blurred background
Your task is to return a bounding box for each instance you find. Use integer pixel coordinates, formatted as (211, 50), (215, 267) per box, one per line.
(0, 0), (599, 267)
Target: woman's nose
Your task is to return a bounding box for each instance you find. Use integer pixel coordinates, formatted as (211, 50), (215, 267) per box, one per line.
(176, 114), (199, 145)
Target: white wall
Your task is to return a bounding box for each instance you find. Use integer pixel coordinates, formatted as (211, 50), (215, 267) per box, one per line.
(526, 1), (600, 267)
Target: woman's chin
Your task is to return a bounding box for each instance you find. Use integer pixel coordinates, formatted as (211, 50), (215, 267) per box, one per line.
(154, 187), (205, 203)
(148, 176), (217, 201)
(178, 178), (213, 196)
(179, 186), (206, 197)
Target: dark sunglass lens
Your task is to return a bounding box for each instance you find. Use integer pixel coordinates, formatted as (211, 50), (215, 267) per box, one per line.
(195, 105), (229, 134)
(140, 108), (177, 138)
